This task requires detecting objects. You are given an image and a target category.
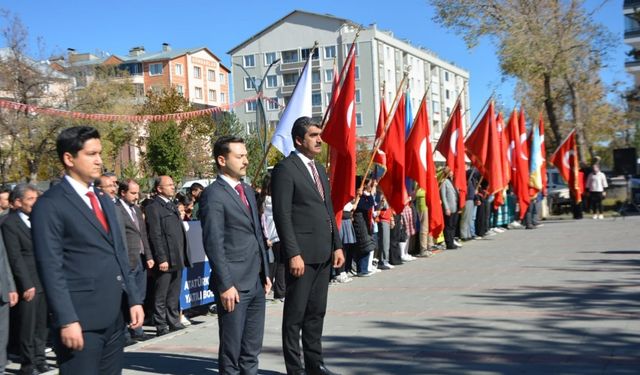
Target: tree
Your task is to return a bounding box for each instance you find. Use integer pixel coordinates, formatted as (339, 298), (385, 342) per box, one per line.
(430, 0), (617, 156)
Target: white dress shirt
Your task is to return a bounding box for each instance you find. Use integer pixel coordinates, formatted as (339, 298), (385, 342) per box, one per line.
(65, 174), (102, 210)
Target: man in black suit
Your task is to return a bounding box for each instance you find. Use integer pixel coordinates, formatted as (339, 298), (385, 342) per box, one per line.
(200, 135), (271, 374)
(272, 117), (345, 375)
(144, 175), (191, 336)
(31, 126), (144, 374)
(2, 184), (50, 374)
(115, 179), (154, 341)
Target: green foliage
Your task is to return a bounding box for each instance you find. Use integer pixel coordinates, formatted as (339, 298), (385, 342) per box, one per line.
(146, 121), (187, 183)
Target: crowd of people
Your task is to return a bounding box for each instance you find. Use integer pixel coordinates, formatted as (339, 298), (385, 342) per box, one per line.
(0, 118), (610, 375)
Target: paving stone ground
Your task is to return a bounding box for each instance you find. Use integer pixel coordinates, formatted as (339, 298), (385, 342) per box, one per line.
(15, 215), (640, 374)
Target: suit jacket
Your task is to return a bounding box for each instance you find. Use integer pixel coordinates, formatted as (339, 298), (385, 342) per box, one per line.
(1, 211), (42, 294)
(144, 195), (191, 272)
(0, 230), (16, 304)
(115, 200), (153, 270)
(200, 178), (268, 294)
(272, 153), (342, 264)
(31, 177), (141, 330)
(440, 178), (459, 213)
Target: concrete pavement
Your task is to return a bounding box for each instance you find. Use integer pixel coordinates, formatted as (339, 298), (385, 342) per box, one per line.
(20, 215), (640, 374)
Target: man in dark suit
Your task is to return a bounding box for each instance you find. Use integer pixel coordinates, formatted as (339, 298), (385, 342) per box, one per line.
(115, 179), (154, 341)
(144, 175), (191, 336)
(0, 228), (18, 374)
(200, 135), (271, 374)
(31, 126), (144, 374)
(2, 184), (50, 374)
(272, 117), (345, 375)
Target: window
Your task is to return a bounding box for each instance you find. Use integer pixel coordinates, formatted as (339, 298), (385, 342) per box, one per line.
(264, 52), (277, 65)
(445, 89), (450, 100)
(444, 71), (450, 81)
(194, 87), (203, 99)
(324, 46), (336, 59)
(149, 63), (163, 76)
(246, 101), (257, 112)
(174, 63), (183, 76)
(355, 89), (361, 103)
(209, 89), (217, 101)
(266, 98), (279, 111)
(301, 48), (319, 61)
(125, 63), (142, 76)
(220, 92), (226, 103)
(356, 113), (363, 127)
(433, 100), (440, 114)
(175, 85), (184, 95)
(246, 121), (257, 133)
(312, 70), (321, 84)
(355, 66), (360, 80)
(446, 107), (451, 117)
(312, 91), (322, 106)
(344, 43), (359, 56)
(281, 50), (299, 64)
(219, 73), (225, 83)
(324, 69), (334, 83)
(208, 69), (216, 81)
(325, 92), (332, 104)
(243, 55), (255, 67)
(193, 66), (201, 79)
(283, 72), (299, 86)
(266, 75), (278, 88)
(244, 77), (256, 90)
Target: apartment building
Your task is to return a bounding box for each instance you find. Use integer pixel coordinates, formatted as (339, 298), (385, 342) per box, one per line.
(52, 44), (230, 108)
(228, 10), (470, 150)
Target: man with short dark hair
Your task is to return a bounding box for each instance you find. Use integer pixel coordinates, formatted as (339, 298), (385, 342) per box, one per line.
(200, 135), (270, 374)
(188, 183), (204, 220)
(0, 185), (11, 216)
(272, 117), (345, 375)
(95, 174), (117, 202)
(115, 179), (154, 341)
(145, 175), (191, 336)
(2, 184), (50, 375)
(31, 126), (144, 374)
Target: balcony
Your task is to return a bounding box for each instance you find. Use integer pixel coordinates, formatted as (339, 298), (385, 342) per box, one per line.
(625, 0), (640, 9)
(625, 28), (640, 40)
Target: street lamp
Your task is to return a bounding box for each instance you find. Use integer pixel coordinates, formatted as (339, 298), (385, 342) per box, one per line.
(234, 58), (281, 161)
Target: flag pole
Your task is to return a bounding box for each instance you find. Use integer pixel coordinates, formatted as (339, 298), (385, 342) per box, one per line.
(251, 42), (319, 184)
(434, 86), (467, 153)
(357, 68), (411, 198)
(462, 93), (494, 142)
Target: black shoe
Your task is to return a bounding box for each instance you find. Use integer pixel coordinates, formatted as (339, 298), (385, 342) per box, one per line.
(131, 332), (151, 341)
(18, 366), (38, 375)
(156, 326), (169, 337)
(36, 363), (53, 373)
(446, 245), (459, 250)
(307, 364), (341, 375)
(169, 323), (186, 332)
(125, 337), (137, 346)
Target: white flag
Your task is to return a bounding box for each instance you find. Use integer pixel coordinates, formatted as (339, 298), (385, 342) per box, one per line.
(271, 56), (313, 155)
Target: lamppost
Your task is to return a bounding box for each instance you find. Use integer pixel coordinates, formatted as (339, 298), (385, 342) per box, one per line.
(234, 58), (281, 161)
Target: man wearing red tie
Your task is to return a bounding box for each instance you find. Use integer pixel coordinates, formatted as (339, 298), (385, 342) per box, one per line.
(272, 117), (345, 375)
(31, 126), (144, 374)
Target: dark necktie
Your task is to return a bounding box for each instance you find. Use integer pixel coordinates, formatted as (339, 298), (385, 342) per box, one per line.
(86, 191), (109, 232)
(130, 205), (145, 254)
(308, 161), (325, 200)
(235, 184), (250, 212)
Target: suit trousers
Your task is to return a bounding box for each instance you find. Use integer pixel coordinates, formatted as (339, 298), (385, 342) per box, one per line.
(282, 260), (331, 374)
(269, 242), (286, 299)
(216, 279), (265, 375)
(444, 212), (459, 249)
(0, 301), (8, 373)
(55, 311), (125, 375)
(153, 268), (182, 329)
(17, 292), (48, 369)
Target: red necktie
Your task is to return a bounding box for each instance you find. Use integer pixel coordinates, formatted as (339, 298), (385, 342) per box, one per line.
(86, 191), (109, 232)
(308, 161), (325, 200)
(234, 184), (250, 212)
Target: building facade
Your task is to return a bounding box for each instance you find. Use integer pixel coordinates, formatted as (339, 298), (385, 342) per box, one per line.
(228, 10), (471, 153)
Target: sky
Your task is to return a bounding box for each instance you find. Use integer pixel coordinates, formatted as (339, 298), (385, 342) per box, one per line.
(0, 0), (630, 119)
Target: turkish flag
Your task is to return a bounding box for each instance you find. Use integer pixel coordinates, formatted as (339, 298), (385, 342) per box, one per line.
(373, 97), (388, 173)
(507, 109), (531, 220)
(435, 100), (467, 209)
(378, 93), (408, 213)
(550, 130), (582, 202)
(493, 112), (510, 208)
(323, 55), (357, 226)
(405, 95), (444, 237)
(465, 101), (504, 195)
(539, 113), (548, 196)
